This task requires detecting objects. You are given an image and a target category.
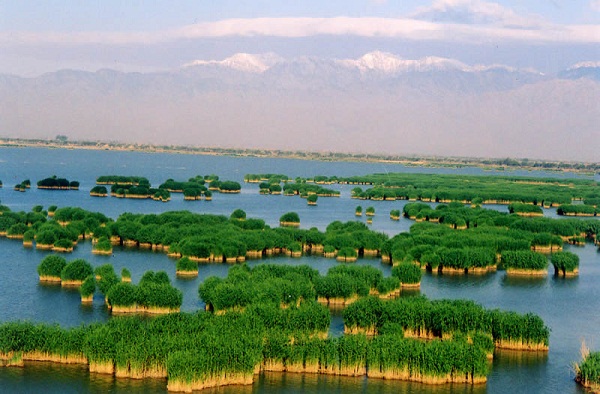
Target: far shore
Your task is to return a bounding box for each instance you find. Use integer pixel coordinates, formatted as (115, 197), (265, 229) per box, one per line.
(0, 138), (597, 175)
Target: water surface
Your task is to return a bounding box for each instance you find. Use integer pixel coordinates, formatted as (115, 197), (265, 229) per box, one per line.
(0, 147), (597, 393)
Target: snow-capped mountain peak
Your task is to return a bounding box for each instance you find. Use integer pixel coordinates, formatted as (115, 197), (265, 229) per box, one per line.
(352, 51), (406, 72)
(568, 61), (600, 70)
(183, 53), (283, 73)
(182, 51), (541, 76)
(559, 61), (600, 81)
(414, 56), (468, 72)
(471, 64), (543, 75)
(338, 51), (469, 73)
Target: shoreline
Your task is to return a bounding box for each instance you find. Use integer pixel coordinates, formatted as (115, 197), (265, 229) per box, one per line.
(0, 138), (597, 176)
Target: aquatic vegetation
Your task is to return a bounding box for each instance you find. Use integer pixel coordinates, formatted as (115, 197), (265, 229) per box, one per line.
(90, 186), (108, 197)
(501, 250), (548, 276)
(96, 176), (149, 185)
(80, 276), (96, 303)
(508, 202), (543, 216)
(107, 270), (182, 314)
(175, 257), (198, 276)
(3, 256), (550, 391)
(551, 251), (580, 276)
(230, 209), (246, 221)
(391, 263), (422, 287)
(575, 345), (600, 392)
(557, 204), (597, 216)
(37, 176), (79, 190)
(199, 264), (319, 312)
(92, 236), (112, 255)
(279, 212), (300, 227)
(37, 255), (68, 282)
(61, 259), (94, 286)
(344, 296), (549, 351)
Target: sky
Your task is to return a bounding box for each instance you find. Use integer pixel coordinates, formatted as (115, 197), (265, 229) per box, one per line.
(1, 0), (599, 76)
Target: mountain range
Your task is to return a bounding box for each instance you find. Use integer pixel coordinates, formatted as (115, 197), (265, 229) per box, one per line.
(0, 52), (598, 161)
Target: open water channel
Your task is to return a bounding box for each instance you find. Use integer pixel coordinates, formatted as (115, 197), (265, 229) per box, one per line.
(0, 147), (598, 393)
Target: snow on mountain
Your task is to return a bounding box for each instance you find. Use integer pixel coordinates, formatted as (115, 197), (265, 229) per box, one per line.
(183, 53), (283, 73)
(568, 61), (600, 70)
(336, 51), (546, 76)
(338, 51), (470, 73)
(181, 51), (542, 77)
(471, 64), (542, 75)
(559, 61), (600, 81)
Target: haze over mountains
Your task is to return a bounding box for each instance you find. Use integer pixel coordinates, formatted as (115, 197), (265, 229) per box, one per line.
(1, 52), (598, 162)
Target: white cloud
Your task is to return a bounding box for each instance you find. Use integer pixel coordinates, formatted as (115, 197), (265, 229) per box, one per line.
(591, 0), (600, 12)
(410, 0), (546, 28)
(177, 17), (442, 39)
(0, 16), (598, 46)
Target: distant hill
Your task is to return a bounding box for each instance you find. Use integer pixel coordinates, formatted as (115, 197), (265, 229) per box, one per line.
(0, 53), (598, 162)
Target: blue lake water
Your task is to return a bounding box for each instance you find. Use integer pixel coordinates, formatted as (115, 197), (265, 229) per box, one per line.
(0, 146), (598, 393)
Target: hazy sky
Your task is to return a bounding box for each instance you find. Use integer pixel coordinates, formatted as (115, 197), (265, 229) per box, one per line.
(1, 1), (598, 75)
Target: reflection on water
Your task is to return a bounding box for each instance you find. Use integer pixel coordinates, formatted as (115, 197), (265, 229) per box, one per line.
(430, 271), (498, 288)
(488, 349), (555, 394)
(550, 274), (579, 288)
(0, 361), (167, 393)
(37, 281), (63, 292)
(0, 364), (493, 394)
(501, 274), (548, 288)
(399, 288), (421, 298)
(254, 372), (488, 394)
(493, 348), (549, 369)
